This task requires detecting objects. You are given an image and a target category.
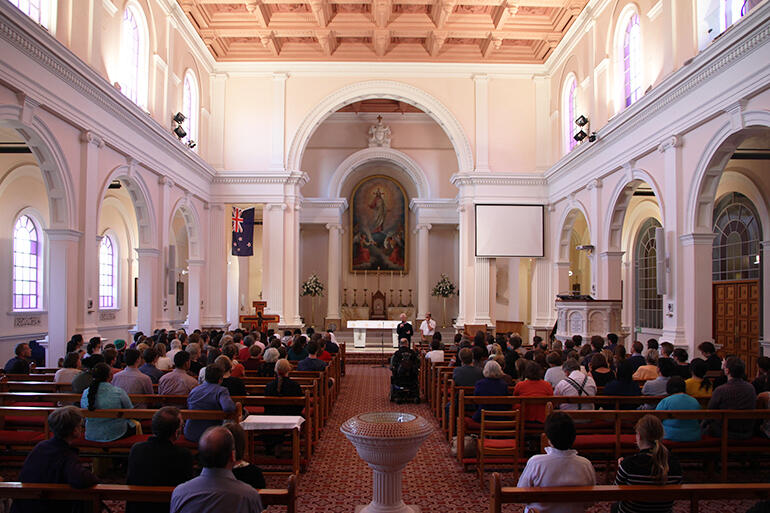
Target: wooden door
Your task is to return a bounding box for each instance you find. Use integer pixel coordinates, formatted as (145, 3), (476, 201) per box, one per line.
(713, 280), (761, 378)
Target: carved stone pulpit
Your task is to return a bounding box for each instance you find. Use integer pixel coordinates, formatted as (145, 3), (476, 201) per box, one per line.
(554, 298), (624, 344)
(240, 301), (280, 334)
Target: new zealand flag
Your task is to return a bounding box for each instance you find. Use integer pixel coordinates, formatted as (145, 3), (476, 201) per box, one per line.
(232, 206), (255, 256)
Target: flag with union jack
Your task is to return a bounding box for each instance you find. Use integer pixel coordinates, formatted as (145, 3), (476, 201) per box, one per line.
(231, 206), (255, 256)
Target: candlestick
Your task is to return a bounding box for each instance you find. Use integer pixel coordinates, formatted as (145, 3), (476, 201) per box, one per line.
(407, 289), (413, 307)
(389, 289), (394, 307)
(342, 288), (348, 307)
(363, 288), (369, 307)
(352, 288), (358, 307)
(390, 271), (394, 291)
(398, 289), (404, 307)
(364, 269), (368, 291)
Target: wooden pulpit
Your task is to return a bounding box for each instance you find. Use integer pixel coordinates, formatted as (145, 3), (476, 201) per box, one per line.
(239, 301), (280, 334)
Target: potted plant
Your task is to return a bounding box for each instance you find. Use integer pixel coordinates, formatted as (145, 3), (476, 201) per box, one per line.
(431, 274), (457, 328)
(301, 273), (325, 327)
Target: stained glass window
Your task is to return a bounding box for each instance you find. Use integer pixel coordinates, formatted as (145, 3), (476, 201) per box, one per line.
(635, 217), (662, 330)
(12, 215), (41, 311)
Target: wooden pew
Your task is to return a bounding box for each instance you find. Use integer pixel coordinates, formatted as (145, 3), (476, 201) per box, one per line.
(0, 475), (297, 513)
(488, 473), (770, 513)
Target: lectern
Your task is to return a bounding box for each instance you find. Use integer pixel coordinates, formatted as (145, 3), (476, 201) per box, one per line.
(554, 297), (623, 344)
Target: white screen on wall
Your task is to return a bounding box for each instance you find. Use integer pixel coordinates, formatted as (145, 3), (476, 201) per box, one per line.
(475, 204), (544, 257)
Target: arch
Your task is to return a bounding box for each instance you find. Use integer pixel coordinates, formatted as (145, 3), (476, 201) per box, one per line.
(688, 111), (770, 235)
(605, 169), (664, 252)
(715, 170), (770, 241)
(287, 80), (474, 174)
(97, 165), (157, 249)
(327, 147), (431, 199)
(556, 201), (592, 262)
(11, 209), (44, 311)
(169, 196), (202, 260)
(0, 105), (75, 231)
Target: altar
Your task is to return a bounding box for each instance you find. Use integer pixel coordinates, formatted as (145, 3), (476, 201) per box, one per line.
(347, 320), (401, 348)
(554, 298), (626, 344)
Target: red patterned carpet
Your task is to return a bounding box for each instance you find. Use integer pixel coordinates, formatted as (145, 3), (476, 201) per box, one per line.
(280, 364), (762, 513)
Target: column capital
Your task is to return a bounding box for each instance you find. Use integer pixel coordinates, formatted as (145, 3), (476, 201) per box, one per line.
(187, 259), (206, 267)
(158, 175), (175, 188)
(325, 223), (343, 232)
(554, 261), (571, 268)
(760, 240), (770, 249)
(135, 248), (161, 257)
(44, 228), (82, 242)
(657, 135), (680, 153)
(586, 178), (602, 190)
(599, 251), (625, 259)
(211, 203), (224, 212)
(679, 232), (715, 246)
(414, 223), (432, 233)
(80, 130), (104, 148)
(266, 203), (287, 211)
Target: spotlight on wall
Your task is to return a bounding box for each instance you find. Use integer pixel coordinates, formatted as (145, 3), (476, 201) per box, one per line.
(108, 179), (122, 190)
(187, 140), (197, 149)
(173, 112), (186, 124)
(573, 130), (588, 142)
(576, 244), (595, 254)
(173, 125), (187, 139)
(575, 115), (589, 127)
(588, 132), (597, 142)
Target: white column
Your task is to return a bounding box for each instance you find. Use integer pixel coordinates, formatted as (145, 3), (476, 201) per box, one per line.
(554, 261), (571, 295)
(761, 241), (770, 355)
(186, 259), (204, 330)
(587, 178), (603, 296)
(415, 223), (432, 319)
(473, 74), (490, 172)
(530, 258), (554, 329)
(271, 73), (287, 170)
(263, 203), (285, 318)
(598, 251), (624, 300)
(201, 204), (228, 328)
(455, 199), (472, 327)
(157, 177), (174, 328)
(680, 233), (715, 355)
(77, 131), (102, 339)
(135, 248), (160, 334)
(283, 198), (302, 326)
(125, 255), (134, 327)
(45, 229), (81, 366)
(473, 257), (492, 325)
(659, 136), (686, 346)
(326, 223), (343, 321)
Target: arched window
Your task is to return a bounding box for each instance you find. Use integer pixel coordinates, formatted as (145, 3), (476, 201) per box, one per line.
(99, 235), (118, 309)
(119, 3), (149, 108)
(724, 0), (747, 29)
(182, 70), (199, 150)
(635, 218), (662, 330)
(8, 0), (55, 30)
(12, 215), (42, 311)
(712, 192), (761, 282)
(562, 74), (578, 154)
(622, 13), (642, 108)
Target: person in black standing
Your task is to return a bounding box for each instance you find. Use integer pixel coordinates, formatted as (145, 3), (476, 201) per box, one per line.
(126, 406), (194, 513)
(397, 313), (413, 345)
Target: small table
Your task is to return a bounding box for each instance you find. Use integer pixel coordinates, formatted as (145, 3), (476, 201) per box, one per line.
(240, 415), (305, 476)
(347, 320), (400, 348)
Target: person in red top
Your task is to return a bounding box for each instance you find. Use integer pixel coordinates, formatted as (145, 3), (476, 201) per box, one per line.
(513, 361), (553, 425)
(242, 344), (263, 371)
(317, 341), (332, 363)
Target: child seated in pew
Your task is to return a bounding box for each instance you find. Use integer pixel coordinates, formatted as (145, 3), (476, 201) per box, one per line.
(613, 415), (683, 513)
(517, 412), (596, 513)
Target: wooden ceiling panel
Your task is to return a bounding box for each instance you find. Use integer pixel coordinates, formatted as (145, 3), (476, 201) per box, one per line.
(176, 0), (587, 62)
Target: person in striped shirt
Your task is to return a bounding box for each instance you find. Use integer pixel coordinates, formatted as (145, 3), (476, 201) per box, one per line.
(612, 415), (683, 513)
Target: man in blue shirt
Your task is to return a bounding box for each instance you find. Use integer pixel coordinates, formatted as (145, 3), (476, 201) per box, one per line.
(139, 347), (165, 384)
(297, 340), (328, 372)
(171, 426), (262, 513)
(4, 342), (33, 374)
(184, 364), (236, 443)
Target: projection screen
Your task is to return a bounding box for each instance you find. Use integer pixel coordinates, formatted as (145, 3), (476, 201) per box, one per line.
(475, 204), (545, 257)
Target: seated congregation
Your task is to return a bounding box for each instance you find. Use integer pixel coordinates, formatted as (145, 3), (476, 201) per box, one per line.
(0, 326), (340, 513)
(416, 329), (770, 512)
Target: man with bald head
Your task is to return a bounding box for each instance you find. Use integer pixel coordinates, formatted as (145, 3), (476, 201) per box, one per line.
(171, 426), (263, 513)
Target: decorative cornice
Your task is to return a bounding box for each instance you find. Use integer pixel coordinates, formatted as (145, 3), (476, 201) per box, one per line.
(409, 198), (457, 211)
(135, 248), (161, 257)
(212, 171), (309, 186)
(450, 173), (547, 187)
(302, 198), (348, 212)
(44, 228), (82, 241)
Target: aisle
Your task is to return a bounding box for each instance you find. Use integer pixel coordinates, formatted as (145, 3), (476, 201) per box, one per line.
(291, 364), (498, 512)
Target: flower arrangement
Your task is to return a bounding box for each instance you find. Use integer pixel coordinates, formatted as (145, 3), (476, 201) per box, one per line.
(301, 274), (325, 297)
(431, 274), (457, 298)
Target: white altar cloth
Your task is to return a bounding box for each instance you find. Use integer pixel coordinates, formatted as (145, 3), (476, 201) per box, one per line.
(347, 320), (400, 348)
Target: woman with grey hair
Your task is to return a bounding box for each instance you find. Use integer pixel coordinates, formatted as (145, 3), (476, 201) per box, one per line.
(15, 406), (98, 512)
(554, 358), (597, 411)
(470, 360), (510, 422)
(257, 347), (280, 377)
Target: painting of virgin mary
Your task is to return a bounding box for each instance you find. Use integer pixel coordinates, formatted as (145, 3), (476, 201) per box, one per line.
(350, 175), (407, 272)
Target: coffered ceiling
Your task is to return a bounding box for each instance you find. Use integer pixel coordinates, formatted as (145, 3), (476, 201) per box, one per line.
(177, 0), (588, 63)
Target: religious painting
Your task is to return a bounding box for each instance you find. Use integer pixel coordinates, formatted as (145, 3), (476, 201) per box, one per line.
(350, 175), (407, 272)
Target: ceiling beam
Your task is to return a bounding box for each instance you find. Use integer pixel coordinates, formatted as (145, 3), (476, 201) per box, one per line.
(424, 29), (447, 56)
(491, 1), (517, 30)
(480, 32), (503, 57)
(258, 31), (282, 55)
(431, 0), (456, 28)
(308, 0), (334, 27)
(373, 28), (391, 55)
(316, 29), (338, 55)
(372, 0), (393, 28)
(245, 1), (272, 27)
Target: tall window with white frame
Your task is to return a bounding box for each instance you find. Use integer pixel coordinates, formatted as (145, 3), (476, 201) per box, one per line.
(563, 75), (578, 154)
(8, 0), (54, 30)
(99, 235), (118, 309)
(622, 12), (642, 108)
(182, 70), (199, 150)
(635, 218), (662, 331)
(119, 4), (148, 108)
(12, 215), (42, 311)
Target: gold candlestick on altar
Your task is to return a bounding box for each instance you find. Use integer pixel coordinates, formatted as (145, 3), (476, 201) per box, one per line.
(352, 288), (358, 307)
(342, 288), (348, 307)
(398, 289), (404, 307)
(389, 289), (394, 307)
(363, 288), (369, 307)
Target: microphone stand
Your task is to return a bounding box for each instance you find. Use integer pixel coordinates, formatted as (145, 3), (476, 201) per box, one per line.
(373, 329), (387, 368)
